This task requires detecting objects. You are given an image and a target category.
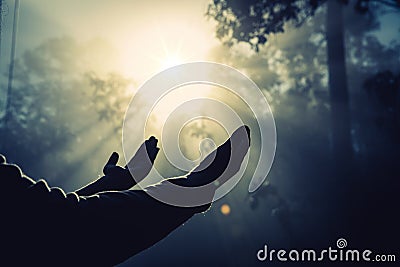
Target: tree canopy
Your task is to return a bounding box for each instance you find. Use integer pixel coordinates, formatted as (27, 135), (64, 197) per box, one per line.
(207, 0), (400, 51)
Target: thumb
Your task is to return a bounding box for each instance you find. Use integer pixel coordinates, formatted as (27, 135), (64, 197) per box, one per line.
(106, 152), (119, 166)
(103, 152), (119, 174)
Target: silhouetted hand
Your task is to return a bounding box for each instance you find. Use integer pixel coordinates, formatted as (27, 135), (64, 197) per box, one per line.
(76, 136), (159, 195)
(169, 125), (250, 188)
(136, 126), (251, 209)
(104, 136), (159, 186)
(0, 126), (251, 266)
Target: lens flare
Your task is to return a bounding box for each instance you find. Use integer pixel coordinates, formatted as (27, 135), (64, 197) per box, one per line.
(220, 204), (231, 215)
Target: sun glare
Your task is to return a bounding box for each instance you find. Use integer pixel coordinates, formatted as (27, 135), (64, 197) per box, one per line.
(160, 55), (183, 69)
(149, 84), (214, 124)
(116, 15), (219, 82)
(151, 37), (186, 70)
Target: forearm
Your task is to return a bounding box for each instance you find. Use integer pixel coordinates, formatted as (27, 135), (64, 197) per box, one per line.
(0, 158), (212, 266)
(76, 181), (210, 265)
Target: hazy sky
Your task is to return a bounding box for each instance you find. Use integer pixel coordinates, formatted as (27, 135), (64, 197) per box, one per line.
(0, 0), (399, 86)
(0, 0), (219, 83)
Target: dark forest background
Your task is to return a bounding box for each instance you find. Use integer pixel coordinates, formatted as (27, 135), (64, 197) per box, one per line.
(0, 0), (399, 266)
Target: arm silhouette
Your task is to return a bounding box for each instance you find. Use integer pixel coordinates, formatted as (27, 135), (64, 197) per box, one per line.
(0, 126), (250, 266)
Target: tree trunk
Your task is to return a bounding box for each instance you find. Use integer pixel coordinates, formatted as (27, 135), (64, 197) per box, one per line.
(4, 0), (20, 126)
(0, 0), (3, 62)
(326, 0), (353, 167)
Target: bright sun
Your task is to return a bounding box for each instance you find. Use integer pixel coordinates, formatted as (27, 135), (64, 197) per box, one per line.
(151, 38), (185, 70)
(160, 55), (183, 69)
(117, 17), (219, 82)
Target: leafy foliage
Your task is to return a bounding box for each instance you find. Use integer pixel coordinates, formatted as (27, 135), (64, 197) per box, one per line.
(85, 72), (133, 134)
(206, 0), (325, 51)
(0, 37), (133, 186)
(207, 0), (400, 51)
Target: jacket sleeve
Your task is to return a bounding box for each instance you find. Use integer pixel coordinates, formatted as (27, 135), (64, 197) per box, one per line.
(73, 178), (210, 266)
(1, 163), (209, 266)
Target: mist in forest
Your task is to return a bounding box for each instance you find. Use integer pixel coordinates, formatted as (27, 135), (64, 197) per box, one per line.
(0, 0), (399, 266)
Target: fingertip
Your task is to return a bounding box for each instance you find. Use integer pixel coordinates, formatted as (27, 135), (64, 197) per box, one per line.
(232, 125), (251, 146)
(244, 125), (250, 137)
(146, 136), (158, 149)
(244, 125), (251, 146)
(107, 152), (119, 166)
(149, 136), (158, 145)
